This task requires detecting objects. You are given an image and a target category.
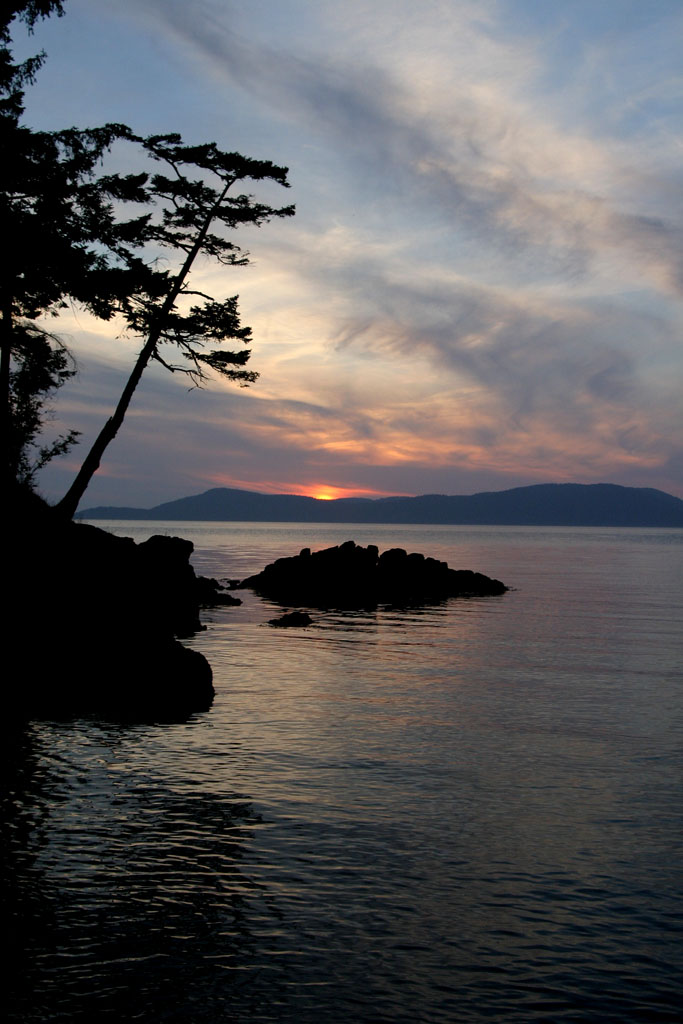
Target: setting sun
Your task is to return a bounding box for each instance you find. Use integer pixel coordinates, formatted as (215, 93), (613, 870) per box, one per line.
(305, 484), (356, 501)
(293, 483), (397, 501)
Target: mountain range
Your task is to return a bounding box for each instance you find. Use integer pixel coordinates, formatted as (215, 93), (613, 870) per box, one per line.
(79, 482), (683, 527)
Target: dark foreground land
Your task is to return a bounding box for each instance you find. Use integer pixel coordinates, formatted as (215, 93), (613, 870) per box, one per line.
(8, 489), (215, 720)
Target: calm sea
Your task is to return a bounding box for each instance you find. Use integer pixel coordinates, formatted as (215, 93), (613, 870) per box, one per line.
(5, 523), (682, 1022)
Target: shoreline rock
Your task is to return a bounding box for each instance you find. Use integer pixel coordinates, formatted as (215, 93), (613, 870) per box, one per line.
(195, 574), (242, 608)
(7, 489), (215, 720)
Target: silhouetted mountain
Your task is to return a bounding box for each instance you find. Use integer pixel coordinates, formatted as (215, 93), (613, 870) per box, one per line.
(79, 482), (683, 527)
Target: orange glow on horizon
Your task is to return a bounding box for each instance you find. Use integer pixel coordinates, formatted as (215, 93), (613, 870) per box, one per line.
(300, 484), (350, 500)
(203, 473), (408, 500)
(279, 483), (401, 501)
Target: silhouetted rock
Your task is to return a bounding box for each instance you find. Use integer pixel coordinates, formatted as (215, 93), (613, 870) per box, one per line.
(195, 575), (242, 608)
(268, 610), (314, 627)
(7, 487), (215, 719)
(137, 534), (204, 636)
(239, 540), (507, 609)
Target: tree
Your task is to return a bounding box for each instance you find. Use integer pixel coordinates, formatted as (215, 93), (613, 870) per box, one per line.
(1, 3), (295, 513)
(55, 134), (294, 517)
(1, 3), (65, 120)
(1, 120), (153, 489)
(1, 1), (65, 487)
(1, 2), (140, 490)
(8, 323), (79, 486)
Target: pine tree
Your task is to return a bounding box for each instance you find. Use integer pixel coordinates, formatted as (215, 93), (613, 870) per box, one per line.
(55, 134), (294, 517)
(8, 324), (79, 486)
(1, 2), (137, 488)
(1, 4), (295, 512)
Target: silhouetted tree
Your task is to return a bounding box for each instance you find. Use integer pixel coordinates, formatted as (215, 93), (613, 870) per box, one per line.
(1, 3), (295, 513)
(1, 2), (65, 119)
(56, 136), (294, 517)
(1, 2), (140, 489)
(9, 324), (79, 486)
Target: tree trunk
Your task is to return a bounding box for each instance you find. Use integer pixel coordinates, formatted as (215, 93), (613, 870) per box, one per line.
(55, 181), (232, 518)
(54, 330), (159, 518)
(1, 301), (14, 491)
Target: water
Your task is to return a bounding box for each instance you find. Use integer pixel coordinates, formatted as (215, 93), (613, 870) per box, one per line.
(4, 524), (683, 1022)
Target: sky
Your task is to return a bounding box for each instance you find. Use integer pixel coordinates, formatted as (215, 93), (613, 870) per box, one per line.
(14, 0), (683, 507)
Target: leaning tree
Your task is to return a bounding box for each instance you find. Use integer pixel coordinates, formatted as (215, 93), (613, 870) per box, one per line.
(1, 1), (144, 489)
(55, 134), (294, 517)
(2, 3), (295, 512)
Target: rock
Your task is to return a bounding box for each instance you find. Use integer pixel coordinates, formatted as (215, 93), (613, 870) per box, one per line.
(239, 540), (507, 609)
(6, 488), (216, 720)
(268, 610), (314, 627)
(137, 534), (204, 636)
(195, 575), (242, 607)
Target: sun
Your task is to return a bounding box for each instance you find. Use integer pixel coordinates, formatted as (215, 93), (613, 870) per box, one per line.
(303, 484), (351, 501)
(301, 483), (397, 500)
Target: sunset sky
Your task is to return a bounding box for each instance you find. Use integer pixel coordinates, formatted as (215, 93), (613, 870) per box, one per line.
(16, 0), (683, 507)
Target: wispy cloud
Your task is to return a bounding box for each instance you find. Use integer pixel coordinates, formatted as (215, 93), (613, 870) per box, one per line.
(33, 0), (683, 502)
(146, 0), (683, 290)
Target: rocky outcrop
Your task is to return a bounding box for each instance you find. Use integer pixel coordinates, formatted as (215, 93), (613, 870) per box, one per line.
(7, 489), (215, 720)
(239, 540), (507, 609)
(195, 574), (242, 608)
(268, 610), (314, 627)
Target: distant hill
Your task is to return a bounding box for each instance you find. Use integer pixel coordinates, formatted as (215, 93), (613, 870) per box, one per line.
(78, 483), (683, 527)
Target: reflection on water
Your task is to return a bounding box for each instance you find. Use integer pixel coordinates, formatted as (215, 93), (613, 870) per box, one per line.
(5, 526), (683, 1021)
(4, 721), (270, 1023)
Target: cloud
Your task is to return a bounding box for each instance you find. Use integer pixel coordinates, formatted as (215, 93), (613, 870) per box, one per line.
(33, 1), (683, 502)
(141, 0), (683, 297)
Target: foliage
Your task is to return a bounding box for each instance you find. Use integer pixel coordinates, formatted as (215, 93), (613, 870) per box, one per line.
(98, 132), (294, 389)
(1, 2), (134, 488)
(0, 3), (65, 120)
(1, 2), (295, 515)
(9, 325), (79, 486)
(55, 134), (294, 517)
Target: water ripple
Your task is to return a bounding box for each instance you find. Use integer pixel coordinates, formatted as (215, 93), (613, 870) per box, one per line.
(5, 525), (683, 1022)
